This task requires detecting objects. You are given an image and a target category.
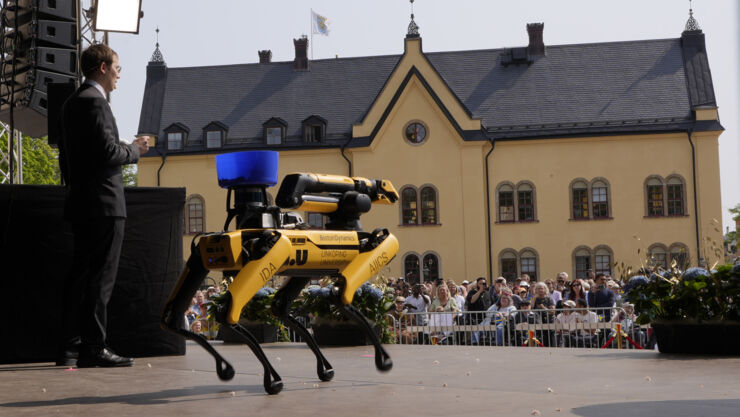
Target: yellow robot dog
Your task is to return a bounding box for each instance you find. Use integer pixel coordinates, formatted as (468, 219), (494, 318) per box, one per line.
(161, 151), (399, 394)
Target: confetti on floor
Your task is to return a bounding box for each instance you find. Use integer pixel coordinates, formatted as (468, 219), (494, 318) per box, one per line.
(547, 387), (554, 393)
(361, 354), (374, 358)
(531, 409), (541, 416)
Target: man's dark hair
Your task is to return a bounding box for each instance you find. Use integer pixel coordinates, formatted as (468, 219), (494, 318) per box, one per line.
(576, 298), (588, 308)
(476, 277), (486, 284)
(495, 277), (507, 284)
(595, 272), (607, 281)
(81, 44), (117, 78)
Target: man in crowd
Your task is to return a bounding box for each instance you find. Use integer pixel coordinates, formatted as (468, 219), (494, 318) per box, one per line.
(57, 44), (150, 368)
(587, 272), (616, 321)
(465, 277), (492, 323)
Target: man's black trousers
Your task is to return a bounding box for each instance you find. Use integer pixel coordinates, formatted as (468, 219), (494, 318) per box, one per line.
(62, 217), (126, 349)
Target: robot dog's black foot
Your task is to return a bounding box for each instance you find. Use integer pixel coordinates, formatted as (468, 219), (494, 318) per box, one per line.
(228, 323), (283, 395)
(340, 304), (393, 372)
(273, 276), (335, 382)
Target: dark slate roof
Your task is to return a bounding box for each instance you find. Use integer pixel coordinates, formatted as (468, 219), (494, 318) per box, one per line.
(428, 38), (692, 127)
(139, 32), (721, 155)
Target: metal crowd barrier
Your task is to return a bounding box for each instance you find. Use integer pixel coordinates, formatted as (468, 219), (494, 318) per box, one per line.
(388, 307), (648, 349)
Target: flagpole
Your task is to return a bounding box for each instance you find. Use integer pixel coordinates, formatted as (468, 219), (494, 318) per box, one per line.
(310, 9), (314, 59)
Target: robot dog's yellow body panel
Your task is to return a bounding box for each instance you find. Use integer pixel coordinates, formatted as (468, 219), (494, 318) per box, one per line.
(198, 228), (398, 324)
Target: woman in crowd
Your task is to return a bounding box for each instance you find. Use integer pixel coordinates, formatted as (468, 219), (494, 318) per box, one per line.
(532, 282), (556, 345)
(545, 279), (562, 305)
(430, 285), (459, 312)
(554, 299), (579, 347)
(448, 280), (466, 311)
(481, 291), (517, 346)
(566, 279), (587, 303)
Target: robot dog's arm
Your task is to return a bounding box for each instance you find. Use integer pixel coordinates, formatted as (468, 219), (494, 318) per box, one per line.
(275, 173), (398, 212)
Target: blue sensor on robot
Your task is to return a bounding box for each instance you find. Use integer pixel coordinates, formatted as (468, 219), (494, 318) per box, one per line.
(216, 151), (279, 188)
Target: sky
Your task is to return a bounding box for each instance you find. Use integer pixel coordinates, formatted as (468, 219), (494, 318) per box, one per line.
(104, 0), (739, 232)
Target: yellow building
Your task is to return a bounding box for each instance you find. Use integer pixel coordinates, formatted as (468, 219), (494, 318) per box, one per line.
(137, 18), (724, 284)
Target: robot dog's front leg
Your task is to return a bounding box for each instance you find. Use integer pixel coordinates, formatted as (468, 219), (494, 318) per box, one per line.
(336, 228), (399, 372)
(214, 230), (292, 395)
(272, 277), (334, 382)
(161, 240), (235, 381)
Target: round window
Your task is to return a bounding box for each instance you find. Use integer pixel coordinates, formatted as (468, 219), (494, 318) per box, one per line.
(404, 121), (427, 144)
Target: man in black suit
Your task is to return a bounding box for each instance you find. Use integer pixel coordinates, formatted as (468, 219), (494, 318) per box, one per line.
(58, 44), (150, 367)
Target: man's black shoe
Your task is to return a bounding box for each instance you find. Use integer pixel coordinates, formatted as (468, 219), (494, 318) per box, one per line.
(77, 347), (134, 368)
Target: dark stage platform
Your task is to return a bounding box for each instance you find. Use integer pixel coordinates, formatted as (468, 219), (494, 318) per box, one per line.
(1, 343), (738, 417)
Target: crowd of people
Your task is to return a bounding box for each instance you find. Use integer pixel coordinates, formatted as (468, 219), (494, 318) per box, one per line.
(386, 270), (647, 348)
(186, 286), (221, 338)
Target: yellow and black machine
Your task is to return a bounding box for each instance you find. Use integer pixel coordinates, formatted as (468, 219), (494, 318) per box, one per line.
(161, 151), (399, 394)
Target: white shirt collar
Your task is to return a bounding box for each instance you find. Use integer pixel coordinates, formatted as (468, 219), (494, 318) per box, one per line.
(84, 79), (107, 99)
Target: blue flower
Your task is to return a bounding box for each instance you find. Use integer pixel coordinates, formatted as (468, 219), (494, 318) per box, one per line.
(255, 287), (275, 298)
(622, 275), (648, 301)
(682, 267), (710, 281)
(308, 287), (322, 296)
(319, 287), (331, 297)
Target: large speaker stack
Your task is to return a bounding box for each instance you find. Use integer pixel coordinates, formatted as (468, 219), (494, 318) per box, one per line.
(0, 0), (78, 138)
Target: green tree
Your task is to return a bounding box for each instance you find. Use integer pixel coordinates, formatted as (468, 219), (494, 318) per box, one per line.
(123, 164), (138, 187)
(1, 133), (60, 185)
(730, 203), (740, 222)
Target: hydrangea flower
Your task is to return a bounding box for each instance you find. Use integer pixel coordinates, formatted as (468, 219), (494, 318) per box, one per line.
(255, 287), (276, 298)
(682, 267), (710, 281)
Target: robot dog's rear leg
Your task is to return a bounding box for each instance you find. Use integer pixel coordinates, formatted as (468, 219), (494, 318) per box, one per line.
(272, 277), (334, 382)
(161, 246), (235, 381)
(339, 304), (393, 372)
(222, 320), (284, 395)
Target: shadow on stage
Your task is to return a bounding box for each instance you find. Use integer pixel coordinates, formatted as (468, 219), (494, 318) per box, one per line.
(572, 399), (740, 417)
(0, 385), (264, 407)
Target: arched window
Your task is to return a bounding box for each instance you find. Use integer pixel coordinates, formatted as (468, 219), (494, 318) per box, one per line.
(497, 183), (515, 222)
(571, 180), (589, 219)
(648, 243), (668, 269)
(420, 186), (438, 225)
(517, 182), (535, 221)
(669, 243), (690, 270)
(646, 176), (664, 217)
(520, 249), (538, 281)
(401, 187), (418, 225)
(666, 176), (685, 216)
(570, 178), (611, 220)
(594, 246), (613, 276)
(591, 179), (610, 219)
(496, 181), (537, 222)
(185, 195), (205, 234)
(422, 252), (440, 282)
(573, 246), (592, 279)
(403, 253), (421, 285)
(499, 249), (518, 281)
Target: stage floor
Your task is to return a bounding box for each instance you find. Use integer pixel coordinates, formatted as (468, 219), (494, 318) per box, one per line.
(1, 342), (739, 417)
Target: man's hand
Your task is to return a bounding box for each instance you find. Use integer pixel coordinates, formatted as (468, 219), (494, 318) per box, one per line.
(133, 136), (151, 154)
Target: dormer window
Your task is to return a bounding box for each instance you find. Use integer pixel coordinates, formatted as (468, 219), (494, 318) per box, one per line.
(203, 121), (228, 149)
(163, 123), (189, 150)
(302, 115), (326, 143)
(263, 117), (287, 145)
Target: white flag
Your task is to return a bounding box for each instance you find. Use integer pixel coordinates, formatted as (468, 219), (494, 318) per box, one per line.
(311, 10), (329, 36)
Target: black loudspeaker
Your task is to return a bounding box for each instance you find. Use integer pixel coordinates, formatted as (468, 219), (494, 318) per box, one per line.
(47, 81), (75, 146)
(0, 0), (78, 138)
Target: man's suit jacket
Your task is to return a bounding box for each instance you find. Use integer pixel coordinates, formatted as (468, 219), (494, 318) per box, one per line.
(59, 83), (140, 221)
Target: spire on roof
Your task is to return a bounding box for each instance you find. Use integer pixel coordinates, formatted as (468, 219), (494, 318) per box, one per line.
(150, 26), (165, 63)
(406, 0), (419, 38)
(684, 0), (701, 32)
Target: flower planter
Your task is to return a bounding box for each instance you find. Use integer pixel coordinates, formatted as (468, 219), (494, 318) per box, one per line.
(218, 320), (278, 344)
(311, 318), (380, 346)
(652, 321), (740, 355)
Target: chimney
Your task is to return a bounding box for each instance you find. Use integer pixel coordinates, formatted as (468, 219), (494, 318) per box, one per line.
(293, 36), (309, 71)
(527, 23), (545, 56)
(258, 50), (272, 63)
